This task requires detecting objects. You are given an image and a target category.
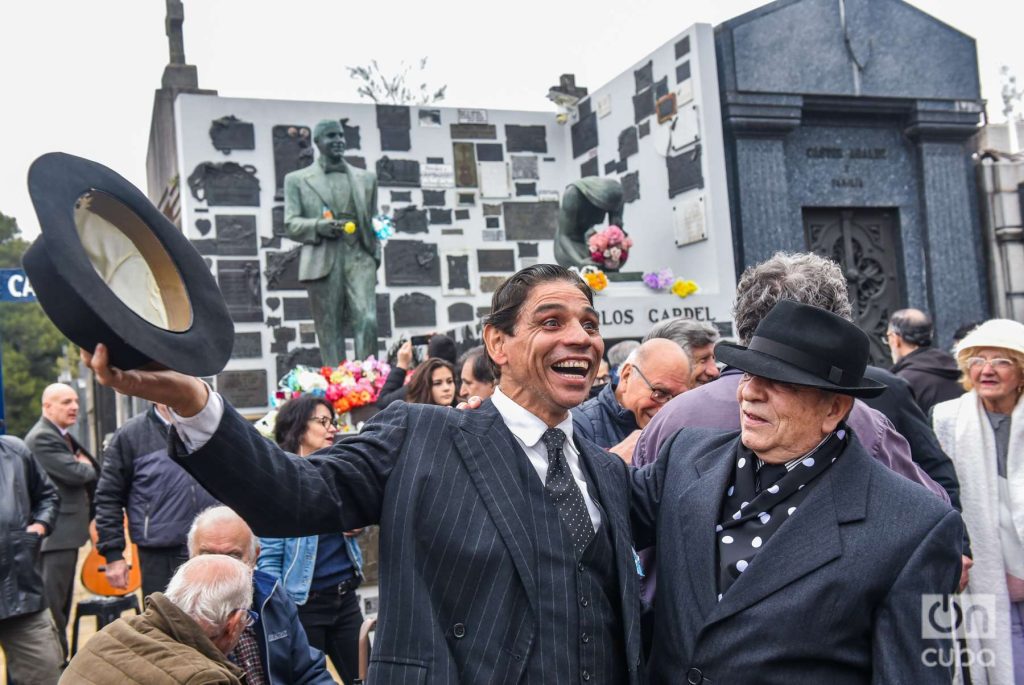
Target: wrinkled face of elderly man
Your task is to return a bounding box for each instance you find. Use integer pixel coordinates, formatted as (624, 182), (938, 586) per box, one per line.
(737, 374), (853, 463)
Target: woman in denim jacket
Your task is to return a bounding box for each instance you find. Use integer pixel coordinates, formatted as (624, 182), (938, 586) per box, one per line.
(257, 395), (364, 685)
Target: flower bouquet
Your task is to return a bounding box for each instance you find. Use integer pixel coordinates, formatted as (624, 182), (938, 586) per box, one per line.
(272, 356), (392, 432)
(587, 225), (633, 271)
(580, 265), (609, 293)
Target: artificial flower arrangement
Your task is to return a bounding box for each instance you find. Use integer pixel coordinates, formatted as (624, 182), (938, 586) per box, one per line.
(580, 265), (609, 292)
(587, 225), (633, 271)
(373, 213), (395, 241)
(642, 267), (699, 299)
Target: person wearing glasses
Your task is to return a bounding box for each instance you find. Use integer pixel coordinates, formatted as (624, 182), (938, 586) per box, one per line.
(572, 338), (690, 460)
(257, 395), (364, 684)
(63, 554), (256, 684)
(933, 318), (1024, 685)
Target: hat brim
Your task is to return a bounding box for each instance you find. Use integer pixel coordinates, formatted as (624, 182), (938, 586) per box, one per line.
(715, 342), (887, 398)
(24, 152), (234, 376)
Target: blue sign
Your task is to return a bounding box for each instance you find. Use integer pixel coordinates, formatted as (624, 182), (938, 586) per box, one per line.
(0, 268), (37, 302)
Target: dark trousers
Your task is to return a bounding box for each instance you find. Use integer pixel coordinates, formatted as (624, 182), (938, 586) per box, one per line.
(298, 586), (364, 685)
(40, 549), (77, 659)
(137, 545), (189, 599)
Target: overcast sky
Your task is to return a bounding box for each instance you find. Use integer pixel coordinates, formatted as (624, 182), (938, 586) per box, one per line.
(1, 0), (1021, 240)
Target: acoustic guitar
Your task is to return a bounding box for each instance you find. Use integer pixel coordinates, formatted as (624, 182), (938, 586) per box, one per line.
(80, 517), (142, 596)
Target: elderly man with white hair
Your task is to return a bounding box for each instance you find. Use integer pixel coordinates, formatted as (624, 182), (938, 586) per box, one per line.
(188, 506), (335, 685)
(63, 554), (251, 683)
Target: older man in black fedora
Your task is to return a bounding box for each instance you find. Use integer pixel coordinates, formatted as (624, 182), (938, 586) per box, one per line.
(631, 300), (964, 684)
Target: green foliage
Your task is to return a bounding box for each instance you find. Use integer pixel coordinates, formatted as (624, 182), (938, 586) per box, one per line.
(346, 57), (447, 105)
(0, 211), (71, 436)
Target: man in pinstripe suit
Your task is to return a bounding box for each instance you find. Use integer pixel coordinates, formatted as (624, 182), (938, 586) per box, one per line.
(83, 264), (644, 684)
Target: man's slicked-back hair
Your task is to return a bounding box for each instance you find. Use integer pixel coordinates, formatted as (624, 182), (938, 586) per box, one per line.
(313, 118), (344, 142)
(482, 264), (593, 375)
(733, 252), (853, 345)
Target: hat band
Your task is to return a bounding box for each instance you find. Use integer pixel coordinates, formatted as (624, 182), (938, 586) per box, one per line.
(747, 336), (845, 385)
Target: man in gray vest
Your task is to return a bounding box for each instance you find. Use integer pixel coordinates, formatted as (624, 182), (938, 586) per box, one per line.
(284, 119), (379, 364)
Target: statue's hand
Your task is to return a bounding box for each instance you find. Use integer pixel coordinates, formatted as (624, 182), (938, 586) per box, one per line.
(316, 220), (342, 238)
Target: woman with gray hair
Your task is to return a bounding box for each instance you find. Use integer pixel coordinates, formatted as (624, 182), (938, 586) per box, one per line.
(933, 318), (1024, 685)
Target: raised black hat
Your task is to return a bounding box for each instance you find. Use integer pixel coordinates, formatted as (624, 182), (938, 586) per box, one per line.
(23, 152), (233, 376)
(715, 299), (886, 398)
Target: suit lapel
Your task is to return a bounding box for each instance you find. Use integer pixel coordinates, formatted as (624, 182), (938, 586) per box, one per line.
(303, 167), (333, 212)
(348, 168), (368, 225)
(706, 443), (871, 625)
(450, 401), (538, 616)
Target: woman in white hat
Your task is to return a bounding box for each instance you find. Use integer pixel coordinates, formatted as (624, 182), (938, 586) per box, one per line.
(933, 318), (1024, 684)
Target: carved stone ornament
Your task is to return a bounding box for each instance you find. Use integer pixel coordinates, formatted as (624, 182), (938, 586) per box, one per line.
(188, 162), (261, 206)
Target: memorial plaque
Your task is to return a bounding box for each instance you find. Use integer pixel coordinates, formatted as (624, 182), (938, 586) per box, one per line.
(667, 145), (704, 198)
(571, 114), (599, 158)
(454, 209), (470, 221)
(215, 215), (258, 256)
(266, 317), (281, 328)
(429, 209), (453, 224)
(604, 160), (618, 174)
(422, 190), (446, 206)
(657, 93), (678, 123)
(511, 155), (539, 180)
(448, 302), (474, 323)
(446, 254), (471, 291)
(216, 369), (268, 409)
(476, 306), (491, 318)
(503, 201), (558, 240)
(619, 126), (639, 160)
(675, 35), (690, 59)
(516, 183), (537, 196)
(300, 322), (317, 345)
(343, 121), (361, 149)
(633, 88), (655, 123)
(380, 127), (411, 151)
(283, 297), (312, 321)
(453, 142), (478, 187)
(393, 292), (437, 328)
(195, 218), (212, 236)
(385, 240), (441, 286)
(376, 157), (420, 187)
(477, 249), (515, 272)
(580, 158), (599, 178)
(639, 120), (651, 138)
(187, 162), (261, 207)
(270, 326), (297, 354)
(193, 239), (217, 255)
(616, 159), (629, 173)
(394, 206), (429, 233)
(655, 77), (669, 99)
(482, 229), (505, 242)
(577, 98), (593, 119)
(634, 60), (654, 93)
(345, 155), (366, 170)
(486, 217), (500, 229)
(419, 109), (441, 127)
(505, 125), (547, 153)
(518, 242), (539, 257)
(479, 276), (505, 293)
(478, 162), (510, 198)
(271, 206), (285, 236)
(458, 192), (475, 205)
(376, 104), (411, 129)
(272, 125), (313, 199)
(217, 259), (263, 322)
(391, 191), (412, 203)
(266, 297), (281, 310)
(676, 60), (691, 84)
(421, 163), (455, 189)
(450, 123), (497, 140)
(265, 248), (303, 291)
(209, 115), (255, 154)
(276, 348), (323, 381)
(622, 171), (640, 203)
(376, 293), (392, 338)
(232, 331), (263, 359)
(476, 143), (504, 162)
(482, 203), (502, 216)
(458, 109), (488, 123)
(441, 228), (463, 236)
(426, 157), (445, 164)
(261, 235), (282, 249)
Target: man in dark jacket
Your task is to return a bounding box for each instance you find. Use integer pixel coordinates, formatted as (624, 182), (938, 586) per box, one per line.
(887, 308), (964, 413)
(95, 403), (219, 598)
(0, 434), (62, 684)
(189, 506), (335, 685)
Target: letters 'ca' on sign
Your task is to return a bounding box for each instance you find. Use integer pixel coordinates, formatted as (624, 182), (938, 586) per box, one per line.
(0, 269), (37, 302)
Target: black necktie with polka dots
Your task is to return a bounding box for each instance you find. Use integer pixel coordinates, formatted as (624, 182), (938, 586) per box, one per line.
(542, 428), (595, 557)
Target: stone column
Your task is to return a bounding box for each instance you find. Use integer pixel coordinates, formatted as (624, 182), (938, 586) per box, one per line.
(722, 93), (803, 269)
(978, 159), (1024, 321)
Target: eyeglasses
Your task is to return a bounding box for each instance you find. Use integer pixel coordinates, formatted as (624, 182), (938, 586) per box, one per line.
(965, 357), (1015, 370)
(308, 416), (337, 429)
(229, 608), (259, 630)
(631, 366), (674, 404)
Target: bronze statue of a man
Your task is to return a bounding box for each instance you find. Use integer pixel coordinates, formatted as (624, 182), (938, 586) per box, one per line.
(284, 119), (380, 365)
(553, 177), (625, 269)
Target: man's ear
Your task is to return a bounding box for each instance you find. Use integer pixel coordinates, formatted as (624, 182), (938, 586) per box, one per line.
(483, 324), (508, 368)
(821, 393), (854, 434)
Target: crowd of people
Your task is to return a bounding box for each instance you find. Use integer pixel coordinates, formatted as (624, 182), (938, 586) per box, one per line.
(1, 252), (1022, 684)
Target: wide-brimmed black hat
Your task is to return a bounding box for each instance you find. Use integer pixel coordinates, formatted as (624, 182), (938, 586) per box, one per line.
(23, 152), (233, 376)
(715, 299), (886, 398)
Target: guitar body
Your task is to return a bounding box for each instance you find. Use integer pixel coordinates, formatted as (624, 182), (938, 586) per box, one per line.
(80, 518), (142, 596)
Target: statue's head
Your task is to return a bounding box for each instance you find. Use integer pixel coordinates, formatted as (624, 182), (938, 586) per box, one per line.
(313, 119), (347, 162)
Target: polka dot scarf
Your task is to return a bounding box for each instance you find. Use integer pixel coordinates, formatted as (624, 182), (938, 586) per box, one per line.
(716, 426), (849, 597)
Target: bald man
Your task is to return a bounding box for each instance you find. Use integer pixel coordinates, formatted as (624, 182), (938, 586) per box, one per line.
(188, 507), (334, 685)
(25, 383), (97, 659)
(573, 338), (690, 460)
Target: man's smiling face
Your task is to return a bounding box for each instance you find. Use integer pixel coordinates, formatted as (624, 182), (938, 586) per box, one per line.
(485, 280), (604, 426)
